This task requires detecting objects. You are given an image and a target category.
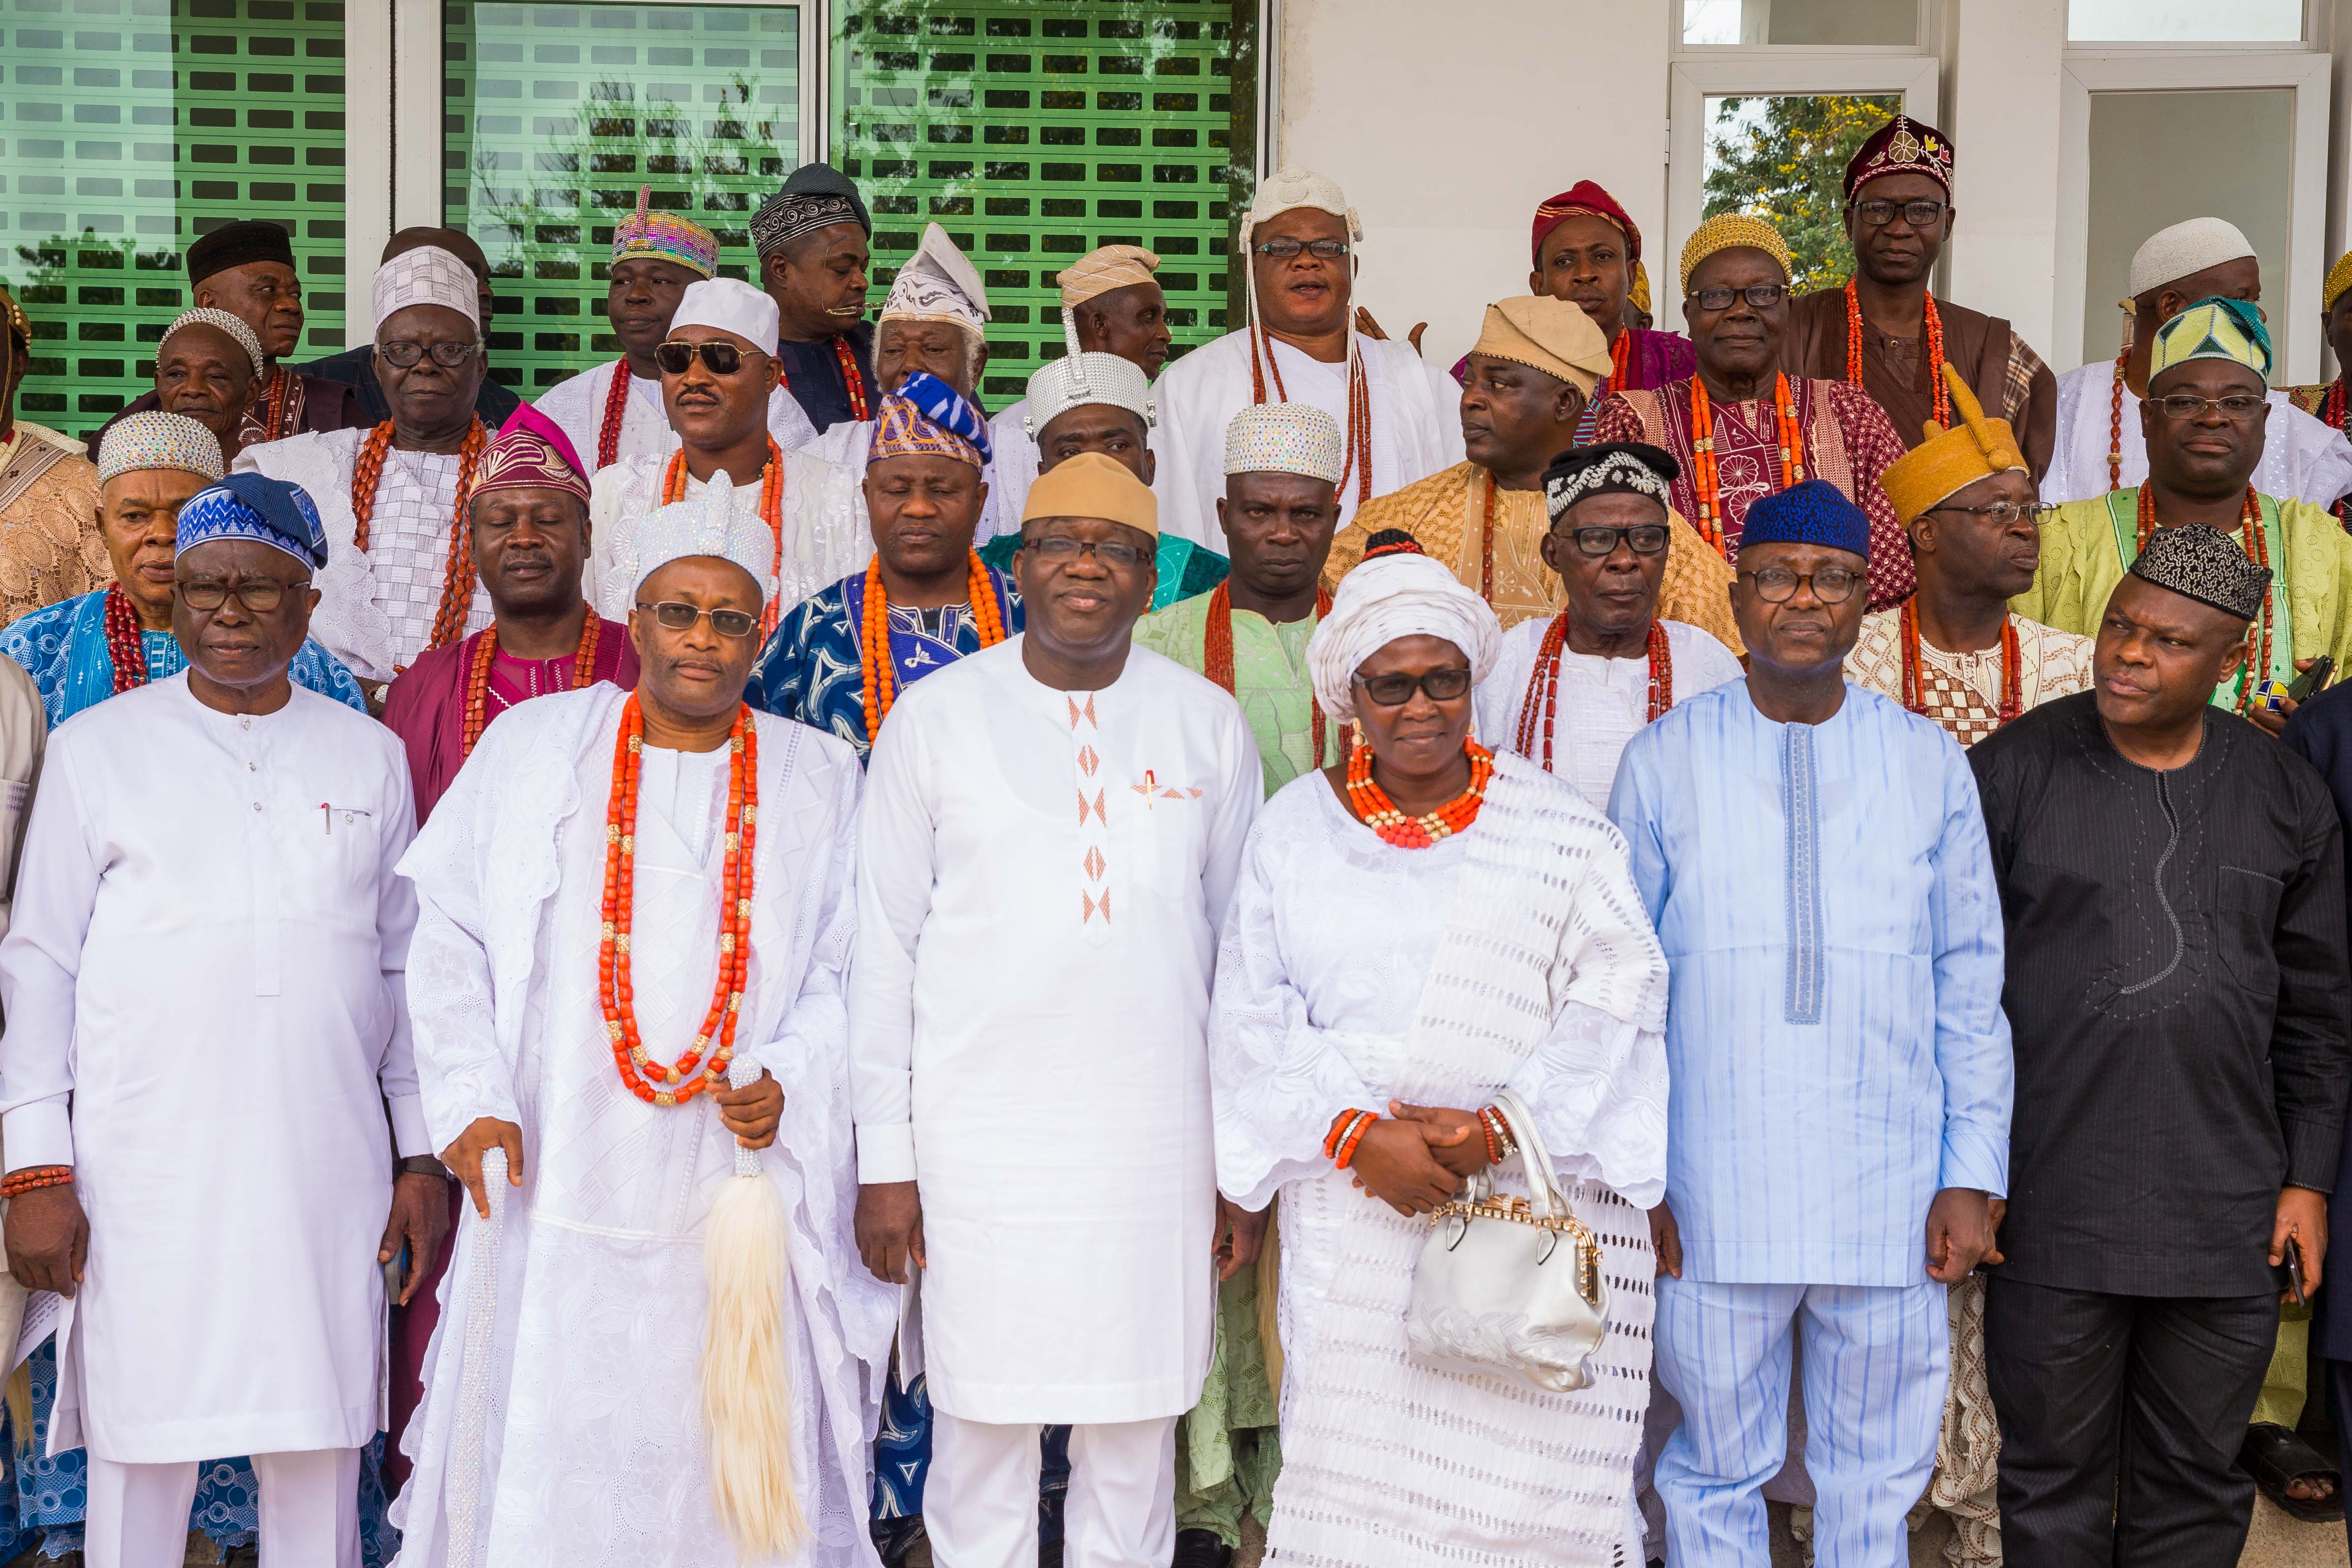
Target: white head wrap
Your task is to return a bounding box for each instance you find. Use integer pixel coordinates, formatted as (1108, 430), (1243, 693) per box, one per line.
(372, 245), (481, 333)
(1224, 402), (1343, 482)
(1307, 547), (1502, 725)
(623, 471), (776, 602)
(669, 277), (781, 357)
(2128, 217), (2257, 299)
(1021, 352), (1154, 439)
(159, 307), (264, 378)
(881, 222), (990, 339)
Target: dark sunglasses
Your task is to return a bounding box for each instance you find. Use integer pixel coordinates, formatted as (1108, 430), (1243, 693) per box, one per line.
(654, 339), (749, 377)
(636, 600), (761, 639)
(1353, 668), (1474, 706)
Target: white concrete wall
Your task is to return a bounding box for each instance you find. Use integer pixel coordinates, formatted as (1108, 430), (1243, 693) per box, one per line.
(1272, 0), (1670, 377)
(1945, 0), (2066, 361)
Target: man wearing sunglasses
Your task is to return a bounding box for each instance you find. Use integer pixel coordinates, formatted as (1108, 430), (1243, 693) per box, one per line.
(1153, 168), (1463, 550)
(1591, 213), (1915, 613)
(1780, 115), (2060, 485)
(1476, 441), (1742, 809)
(2022, 297), (2352, 738)
(1612, 477), (2010, 1568)
(852, 452), (1261, 1568)
(589, 277), (859, 623)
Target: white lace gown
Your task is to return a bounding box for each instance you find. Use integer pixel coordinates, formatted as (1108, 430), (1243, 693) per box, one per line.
(390, 687), (893, 1568)
(585, 448), (865, 622)
(1211, 764), (1669, 1567)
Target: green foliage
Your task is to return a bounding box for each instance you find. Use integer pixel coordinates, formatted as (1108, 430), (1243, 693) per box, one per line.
(1701, 94), (1900, 291)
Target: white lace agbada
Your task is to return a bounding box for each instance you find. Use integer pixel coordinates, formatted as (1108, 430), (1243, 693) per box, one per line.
(585, 447), (864, 622)
(389, 686), (893, 1568)
(1211, 755), (1670, 1568)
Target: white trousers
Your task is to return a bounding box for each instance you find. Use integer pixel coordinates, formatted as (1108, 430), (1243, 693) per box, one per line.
(926, 1410), (1176, 1568)
(85, 1447), (362, 1568)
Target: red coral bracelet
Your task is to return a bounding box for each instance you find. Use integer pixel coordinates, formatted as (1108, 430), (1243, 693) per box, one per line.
(1334, 1111), (1377, 1170)
(1, 1165), (72, 1197)
(1324, 1108), (1369, 1161)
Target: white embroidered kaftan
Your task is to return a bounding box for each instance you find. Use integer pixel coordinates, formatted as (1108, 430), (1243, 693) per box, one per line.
(1209, 757), (1670, 1567)
(849, 638), (1261, 1424)
(0, 675), (426, 1461)
(390, 685), (893, 1568)
(585, 448), (864, 622)
(533, 366), (823, 479)
(1150, 330), (1465, 549)
(235, 428), (496, 684)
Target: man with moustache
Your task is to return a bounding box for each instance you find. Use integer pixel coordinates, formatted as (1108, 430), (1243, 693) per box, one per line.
(991, 246), (1173, 526)
(1611, 480), (2009, 1568)
(852, 453), (1261, 1568)
(1972, 525), (2349, 1568)
(301, 228), (521, 434)
(147, 309), (261, 466)
(754, 160), (880, 438)
(0, 472), (437, 1568)
(1155, 169), (1463, 549)
(587, 277), (858, 625)
(532, 190), (727, 471)
(88, 220), (353, 456)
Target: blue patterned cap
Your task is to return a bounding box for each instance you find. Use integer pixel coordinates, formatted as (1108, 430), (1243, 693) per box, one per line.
(176, 472), (330, 571)
(1736, 479), (1870, 561)
(892, 370), (992, 466)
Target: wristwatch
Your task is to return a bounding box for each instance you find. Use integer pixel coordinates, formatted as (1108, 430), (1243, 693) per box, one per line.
(398, 1154), (451, 1181)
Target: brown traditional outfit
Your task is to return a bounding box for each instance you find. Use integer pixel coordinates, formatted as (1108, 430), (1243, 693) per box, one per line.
(0, 426), (106, 632)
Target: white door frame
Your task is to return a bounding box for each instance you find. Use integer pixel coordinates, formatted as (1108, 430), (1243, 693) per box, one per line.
(2055, 48), (2331, 384)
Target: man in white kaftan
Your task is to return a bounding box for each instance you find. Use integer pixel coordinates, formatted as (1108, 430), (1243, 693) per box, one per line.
(0, 472), (436, 1568)
(392, 482), (894, 1568)
(850, 453), (1260, 1568)
(1151, 171), (1463, 549)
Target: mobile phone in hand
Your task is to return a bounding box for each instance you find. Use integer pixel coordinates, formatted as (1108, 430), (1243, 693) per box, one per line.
(2288, 656), (2335, 703)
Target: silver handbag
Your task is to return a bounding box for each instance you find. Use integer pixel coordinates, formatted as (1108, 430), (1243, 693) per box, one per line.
(1404, 1089), (1609, 1393)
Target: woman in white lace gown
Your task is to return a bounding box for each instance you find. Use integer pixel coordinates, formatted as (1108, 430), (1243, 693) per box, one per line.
(1208, 533), (1671, 1568)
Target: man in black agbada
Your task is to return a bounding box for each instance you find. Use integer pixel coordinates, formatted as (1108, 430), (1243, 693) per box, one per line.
(1970, 522), (2351, 1567)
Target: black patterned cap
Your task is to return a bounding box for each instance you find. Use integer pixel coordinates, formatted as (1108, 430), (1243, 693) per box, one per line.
(2128, 521), (2270, 622)
(752, 162), (870, 255)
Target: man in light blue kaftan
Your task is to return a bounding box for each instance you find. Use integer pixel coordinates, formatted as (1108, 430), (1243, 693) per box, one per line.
(1608, 479), (2011, 1568)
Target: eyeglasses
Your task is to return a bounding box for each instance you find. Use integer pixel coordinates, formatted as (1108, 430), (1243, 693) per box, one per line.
(1926, 500), (2054, 528)
(378, 339), (480, 369)
(1561, 523), (1670, 558)
(1253, 238), (1350, 261)
(654, 339), (749, 377)
(1023, 534), (1151, 569)
(1851, 198), (1949, 228)
(1739, 565), (1861, 604)
(1688, 283), (1787, 312)
(1353, 668), (1474, 706)
(2147, 392), (2267, 422)
(636, 600), (761, 639)
(179, 576), (309, 611)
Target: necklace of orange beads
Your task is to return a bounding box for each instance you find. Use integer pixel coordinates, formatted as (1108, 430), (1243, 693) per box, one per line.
(1346, 736), (1494, 848)
(1250, 323), (1373, 506)
(858, 552), (1006, 744)
(1515, 614), (1671, 771)
(2137, 483), (2270, 715)
(461, 615), (604, 758)
(253, 365), (292, 443)
(1845, 281), (1948, 426)
(662, 441), (787, 636)
(599, 692), (757, 1107)
(1205, 579), (1334, 765)
(351, 417), (491, 651)
(2105, 348), (2132, 492)
(102, 584), (153, 694)
(1899, 598), (2019, 727)
(1688, 372), (1805, 558)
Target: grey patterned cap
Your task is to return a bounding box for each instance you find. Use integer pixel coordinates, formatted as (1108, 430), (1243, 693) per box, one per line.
(2128, 521), (2270, 622)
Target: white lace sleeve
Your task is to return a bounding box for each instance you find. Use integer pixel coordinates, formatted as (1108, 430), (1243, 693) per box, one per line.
(1208, 823), (1382, 1212)
(1503, 998), (1668, 1211)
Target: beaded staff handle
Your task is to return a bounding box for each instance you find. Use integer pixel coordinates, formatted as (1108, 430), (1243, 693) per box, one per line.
(731, 1057), (763, 1177)
(447, 1145), (509, 1568)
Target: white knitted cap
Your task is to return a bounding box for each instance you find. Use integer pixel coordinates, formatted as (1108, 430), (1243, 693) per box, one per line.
(1244, 167), (1363, 242)
(2129, 217), (2257, 299)
(1021, 352), (1154, 440)
(624, 471), (775, 601)
(670, 277), (781, 357)
(1223, 402), (1344, 482)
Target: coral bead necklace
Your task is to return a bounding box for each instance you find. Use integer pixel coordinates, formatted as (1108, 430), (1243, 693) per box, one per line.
(1514, 613), (1671, 771)
(1688, 372), (1804, 557)
(1345, 736), (1494, 848)
(858, 552), (1007, 744)
(102, 583), (153, 694)
(662, 441), (788, 636)
(461, 614), (604, 758)
(1204, 580), (1334, 766)
(351, 417), (491, 652)
(1845, 281), (1948, 426)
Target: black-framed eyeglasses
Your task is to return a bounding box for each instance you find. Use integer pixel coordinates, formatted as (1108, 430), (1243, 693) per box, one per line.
(1739, 565), (1861, 604)
(636, 600), (761, 639)
(378, 339), (480, 369)
(1689, 283), (1787, 312)
(1926, 500), (2053, 528)
(1022, 534), (1151, 569)
(1851, 198), (1949, 228)
(178, 576), (310, 612)
(2146, 392), (2267, 422)
(654, 339), (748, 377)
(1560, 523), (1670, 558)
(1253, 238), (1350, 261)
(1353, 668), (1474, 706)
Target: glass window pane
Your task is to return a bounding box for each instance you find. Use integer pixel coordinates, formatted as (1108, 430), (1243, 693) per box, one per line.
(444, 1), (802, 396)
(1700, 94), (1902, 294)
(835, 0), (1257, 404)
(1683, 0), (1918, 47)
(0, 0), (348, 440)
(2081, 88), (2290, 366)
(2068, 0), (2303, 44)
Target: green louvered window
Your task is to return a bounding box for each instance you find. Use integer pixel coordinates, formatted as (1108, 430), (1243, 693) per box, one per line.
(0, 0), (348, 439)
(834, 0), (1254, 403)
(444, 1), (802, 394)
